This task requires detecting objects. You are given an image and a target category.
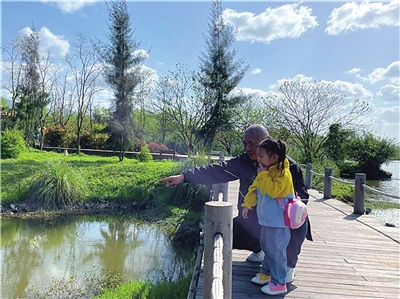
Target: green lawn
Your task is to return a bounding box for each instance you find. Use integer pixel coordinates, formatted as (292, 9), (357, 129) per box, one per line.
(1, 149), (179, 205)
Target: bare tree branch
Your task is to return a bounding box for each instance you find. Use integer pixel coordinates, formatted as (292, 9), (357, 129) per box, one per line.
(269, 80), (371, 162)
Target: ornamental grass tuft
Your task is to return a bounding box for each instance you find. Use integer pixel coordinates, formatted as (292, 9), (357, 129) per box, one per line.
(27, 160), (87, 208)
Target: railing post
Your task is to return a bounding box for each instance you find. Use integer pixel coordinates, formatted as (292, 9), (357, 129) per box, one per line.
(305, 163), (312, 189)
(354, 173), (366, 214)
(203, 201), (232, 299)
(324, 168), (333, 199)
(212, 183), (229, 201)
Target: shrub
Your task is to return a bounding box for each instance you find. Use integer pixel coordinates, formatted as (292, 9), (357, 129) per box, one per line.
(44, 125), (76, 147)
(26, 160), (86, 208)
(0, 129), (26, 159)
(345, 133), (398, 179)
(80, 130), (109, 149)
(133, 139), (146, 152)
(147, 142), (169, 153)
(137, 145), (153, 162)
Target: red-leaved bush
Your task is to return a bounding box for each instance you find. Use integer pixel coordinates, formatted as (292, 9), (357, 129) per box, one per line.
(147, 142), (169, 152)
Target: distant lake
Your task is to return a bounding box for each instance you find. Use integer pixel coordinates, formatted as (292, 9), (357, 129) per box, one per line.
(368, 160), (400, 203)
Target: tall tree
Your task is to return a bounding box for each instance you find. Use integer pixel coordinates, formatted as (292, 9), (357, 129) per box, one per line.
(36, 50), (61, 150)
(51, 73), (75, 127)
(198, 0), (248, 151)
(103, 0), (145, 161)
(14, 26), (46, 145)
(133, 66), (156, 140)
(324, 123), (355, 164)
(269, 80), (371, 163)
(152, 63), (206, 154)
(65, 33), (103, 154)
(151, 86), (170, 145)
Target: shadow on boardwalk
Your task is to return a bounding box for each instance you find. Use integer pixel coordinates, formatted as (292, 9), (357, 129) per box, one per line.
(194, 182), (400, 299)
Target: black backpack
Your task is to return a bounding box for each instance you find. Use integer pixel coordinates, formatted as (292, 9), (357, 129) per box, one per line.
(288, 158), (309, 204)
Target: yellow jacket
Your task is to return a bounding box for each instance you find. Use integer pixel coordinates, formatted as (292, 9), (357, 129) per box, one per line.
(242, 158), (295, 227)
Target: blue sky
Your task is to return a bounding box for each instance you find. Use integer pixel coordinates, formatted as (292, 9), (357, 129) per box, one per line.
(1, 0), (399, 142)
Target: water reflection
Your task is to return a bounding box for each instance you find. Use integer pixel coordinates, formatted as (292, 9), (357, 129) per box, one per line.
(1, 216), (193, 299)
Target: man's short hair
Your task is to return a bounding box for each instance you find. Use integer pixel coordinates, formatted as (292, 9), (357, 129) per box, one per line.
(244, 125), (269, 139)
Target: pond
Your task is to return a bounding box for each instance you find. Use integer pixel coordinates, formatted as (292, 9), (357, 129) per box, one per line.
(1, 215), (194, 299)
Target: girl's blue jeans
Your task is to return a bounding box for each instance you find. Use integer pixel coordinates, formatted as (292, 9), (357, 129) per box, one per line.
(260, 226), (290, 285)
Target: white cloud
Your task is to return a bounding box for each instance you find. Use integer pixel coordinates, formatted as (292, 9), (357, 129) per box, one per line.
(326, 0), (400, 35)
(269, 73), (313, 90)
(41, 0), (97, 13)
(271, 73), (373, 102)
(330, 80), (373, 102)
(134, 49), (150, 60)
(250, 68), (261, 75)
(92, 88), (114, 109)
(367, 61), (400, 84)
(19, 26), (70, 58)
(138, 65), (159, 88)
(377, 84), (400, 103)
(345, 67), (367, 81)
(371, 106), (400, 141)
(222, 3), (318, 44)
(346, 67), (362, 75)
(346, 61), (400, 86)
(39, 27), (70, 58)
(19, 26), (33, 37)
(234, 86), (273, 99)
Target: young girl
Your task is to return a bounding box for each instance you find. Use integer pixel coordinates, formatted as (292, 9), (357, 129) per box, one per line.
(242, 137), (294, 296)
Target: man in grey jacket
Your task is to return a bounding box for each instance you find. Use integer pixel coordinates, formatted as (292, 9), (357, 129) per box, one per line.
(158, 124), (311, 283)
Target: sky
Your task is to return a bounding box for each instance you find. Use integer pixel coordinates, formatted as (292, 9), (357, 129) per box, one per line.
(1, 0), (399, 142)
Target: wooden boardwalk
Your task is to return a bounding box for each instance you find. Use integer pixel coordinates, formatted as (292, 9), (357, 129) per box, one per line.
(194, 180), (400, 299)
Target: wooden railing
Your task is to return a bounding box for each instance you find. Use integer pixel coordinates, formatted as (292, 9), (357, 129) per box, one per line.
(203, 201), (232, 299)
(304, 164), (400, 214)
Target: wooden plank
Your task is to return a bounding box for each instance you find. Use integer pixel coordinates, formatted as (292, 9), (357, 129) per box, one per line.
(192, 183), (400, 299)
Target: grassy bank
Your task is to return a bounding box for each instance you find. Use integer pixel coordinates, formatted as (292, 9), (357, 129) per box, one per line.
(1, 149), (179, 205)
(94, 275), (192, 299)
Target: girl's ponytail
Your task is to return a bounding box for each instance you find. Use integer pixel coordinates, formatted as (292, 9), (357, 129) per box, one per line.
(276, 139), (286, 171)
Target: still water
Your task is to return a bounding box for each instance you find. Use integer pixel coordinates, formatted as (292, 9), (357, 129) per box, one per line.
(369, 161), (400, 202)
(0, 216), (193, 299)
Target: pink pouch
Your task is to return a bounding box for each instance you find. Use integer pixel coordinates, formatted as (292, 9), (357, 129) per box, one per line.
(277, 197), (308, 229)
